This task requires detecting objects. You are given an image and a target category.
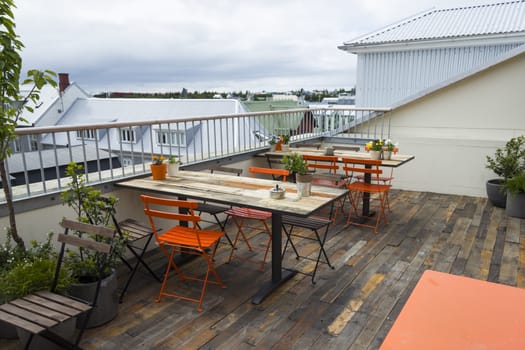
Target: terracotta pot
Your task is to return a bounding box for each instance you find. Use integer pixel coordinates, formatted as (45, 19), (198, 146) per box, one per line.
(150, 164), (167, 180)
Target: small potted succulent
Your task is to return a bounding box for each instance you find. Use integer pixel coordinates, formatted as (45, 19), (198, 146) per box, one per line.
(167, 155), (181, 176)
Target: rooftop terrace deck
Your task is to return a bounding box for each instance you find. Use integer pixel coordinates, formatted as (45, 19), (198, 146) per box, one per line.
(2, 189), (524, 349)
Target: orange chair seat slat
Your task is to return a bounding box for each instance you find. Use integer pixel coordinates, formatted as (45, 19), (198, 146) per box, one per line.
(225, 207), (272, 220)
(159, 226), (223, 249)
(347, 182), (391, 193)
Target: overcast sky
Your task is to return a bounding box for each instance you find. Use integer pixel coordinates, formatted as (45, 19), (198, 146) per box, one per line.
(14, 0), (505, 94)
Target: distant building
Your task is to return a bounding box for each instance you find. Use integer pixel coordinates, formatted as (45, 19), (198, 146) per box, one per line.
(339, 1), (525, 107)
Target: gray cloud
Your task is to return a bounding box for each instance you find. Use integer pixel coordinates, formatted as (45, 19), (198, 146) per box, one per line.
(14, 0), (502, 93)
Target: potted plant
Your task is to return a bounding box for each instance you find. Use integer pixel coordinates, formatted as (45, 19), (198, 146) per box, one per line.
(365, 139), (383, 160)
(268, 135), (279, 152)
(280, 134), (291, 152)
(382, 139), (398, 160)
(61, 163), (126, 328)
(167, 155), (181, 176)
(281, 153), (312, 197)
(486, 135), (525, 208)
(150, 155), (167, 180)
(503, 171), (525, 218)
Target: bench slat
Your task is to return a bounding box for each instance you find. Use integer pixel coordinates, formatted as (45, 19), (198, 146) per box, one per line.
(0, 309), (46, 334)
(23, 294), (86, 317)
(35, 291), (91, 312)
(0, 303), (58, 329)
(11, 298), (70, 322)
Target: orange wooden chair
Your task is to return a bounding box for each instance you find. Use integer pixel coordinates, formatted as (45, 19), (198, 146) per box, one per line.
(341, 157), (391, 233)
(141, 195), (226, 312)
(355, 166), (394, 211)
(225, 167), (289, 271)
(302, 154), (339, 175)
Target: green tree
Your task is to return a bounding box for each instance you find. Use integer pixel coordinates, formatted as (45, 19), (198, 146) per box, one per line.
(0, 0), (56, 250)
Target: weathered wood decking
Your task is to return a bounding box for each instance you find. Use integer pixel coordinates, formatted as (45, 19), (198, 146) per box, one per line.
(2, 190), (524, 349)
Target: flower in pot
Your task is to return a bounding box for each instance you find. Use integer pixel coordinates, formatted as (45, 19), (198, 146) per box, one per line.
(383, 139), (399, 160)
(485, 135), (525, 208)
(60, 163), (127, 327)
(503, 171), (525, 218)
(268, 135), (279, 151)
(150, 155), (167, 180)
(365, 139), (383, 160)
(281, 153), (312, 197)
(167, 155), (182, 176)
(280, 134), (291, 152)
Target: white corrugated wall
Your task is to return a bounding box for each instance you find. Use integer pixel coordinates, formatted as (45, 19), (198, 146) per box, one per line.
(356, 44), (523, 107)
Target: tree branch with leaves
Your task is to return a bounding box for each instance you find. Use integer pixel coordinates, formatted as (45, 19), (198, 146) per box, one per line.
(1, 0), (57, 250)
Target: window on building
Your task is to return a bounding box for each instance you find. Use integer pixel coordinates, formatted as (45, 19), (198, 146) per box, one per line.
(120, 128), (136, 143)
(30, 135), (39, 151)
(156, 130), (186, 147)
(76, 129), (97, 140)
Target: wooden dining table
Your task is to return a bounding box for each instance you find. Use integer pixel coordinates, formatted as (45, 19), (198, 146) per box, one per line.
(264, 148), (415, 216)
(116, 170), (348, 304)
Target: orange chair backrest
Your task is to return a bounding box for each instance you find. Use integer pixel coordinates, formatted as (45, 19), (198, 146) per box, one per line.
(248, 166), (289, 182)
(140, 195), (201, 235)
(302, 154), (339, 174)
(341, 157), (383, 180)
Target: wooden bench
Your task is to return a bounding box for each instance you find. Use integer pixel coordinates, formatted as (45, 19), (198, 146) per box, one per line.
(0, 219), (114, 349)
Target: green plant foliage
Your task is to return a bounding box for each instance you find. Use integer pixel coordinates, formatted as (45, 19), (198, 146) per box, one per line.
(486, 135), (525, 180)
(0, 232), (74, 302)
(61, 162), (126, 282)
(281, 153), (308, 175)
(503, 171), (525, 195)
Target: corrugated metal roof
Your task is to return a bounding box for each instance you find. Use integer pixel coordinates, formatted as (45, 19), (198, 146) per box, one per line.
(342, 1), (525, 47)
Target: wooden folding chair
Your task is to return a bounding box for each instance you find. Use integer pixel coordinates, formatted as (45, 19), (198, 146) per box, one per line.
(0, 219), (115, 349)
(141, 195), (226, 312)
(302, 154), (339, 175)
(342, 157), (391, 234)
(196, 165), (243, 246)
(225, 167), (289, 271)
(281, 214), (334, 284)
(90, 196), (162, 303)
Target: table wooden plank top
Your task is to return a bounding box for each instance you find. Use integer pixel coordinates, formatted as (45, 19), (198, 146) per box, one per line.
(116, 170), (348, 217)
(264, 149), (414, 167)
(380, 270), (525, 350)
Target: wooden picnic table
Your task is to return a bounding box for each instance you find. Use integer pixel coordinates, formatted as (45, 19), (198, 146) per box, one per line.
(116, 170), (348, 304)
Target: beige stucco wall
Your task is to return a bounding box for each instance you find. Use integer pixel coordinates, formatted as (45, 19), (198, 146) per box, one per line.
(355, 52), (525, 197)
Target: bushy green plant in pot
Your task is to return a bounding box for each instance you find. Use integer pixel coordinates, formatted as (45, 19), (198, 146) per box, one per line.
(503, 171), (525, 219)
(60, 162), (126, 328)
(485, 135), (525, 208)
(281, 153), (312, 197)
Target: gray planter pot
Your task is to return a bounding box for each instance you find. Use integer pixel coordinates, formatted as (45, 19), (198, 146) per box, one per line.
(68, 269), (118, 328)
(296, 173), (313, 197)
(486, 179), (507, 208)
(506, 191), (525, 219)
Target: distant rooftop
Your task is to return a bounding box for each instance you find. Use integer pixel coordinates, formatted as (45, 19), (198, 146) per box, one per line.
(340, 0), (525, 50)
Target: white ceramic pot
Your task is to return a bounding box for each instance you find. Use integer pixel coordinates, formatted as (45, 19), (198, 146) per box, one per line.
(370, 150), (381, 160)
(167, 164), (180, 176)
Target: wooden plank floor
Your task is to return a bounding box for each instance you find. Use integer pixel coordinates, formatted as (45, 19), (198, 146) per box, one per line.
(2, 190), (524, 349)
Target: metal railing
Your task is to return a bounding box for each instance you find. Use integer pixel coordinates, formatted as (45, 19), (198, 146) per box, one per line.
(2, 107), (391, 204)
